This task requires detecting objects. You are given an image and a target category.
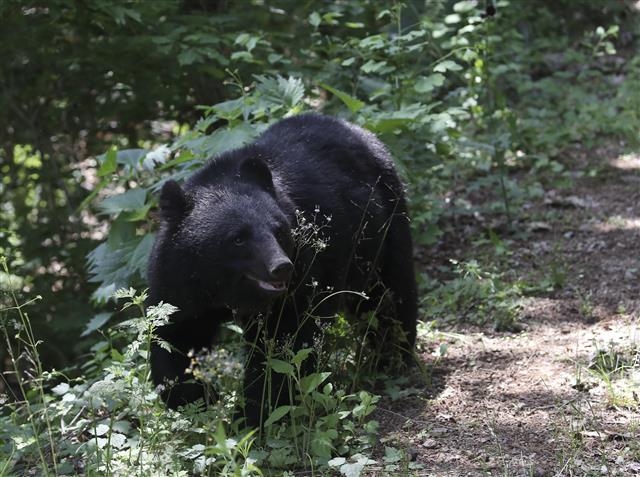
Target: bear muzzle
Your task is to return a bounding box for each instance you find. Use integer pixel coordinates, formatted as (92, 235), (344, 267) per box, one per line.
(245, 259), (293, 296)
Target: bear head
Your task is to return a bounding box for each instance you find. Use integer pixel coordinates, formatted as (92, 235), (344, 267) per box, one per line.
(156, 157), (295, 311)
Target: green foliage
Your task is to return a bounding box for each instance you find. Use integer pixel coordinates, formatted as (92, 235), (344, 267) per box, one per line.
(1, 284), (381, 476)
(3, 0), (640, 474)
(423, 259), (523, 331)
(2, 0), (639, 365)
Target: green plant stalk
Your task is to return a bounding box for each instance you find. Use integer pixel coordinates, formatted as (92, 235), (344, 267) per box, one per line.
(135, 295), (151, 477)
(1, 258), (57, 476)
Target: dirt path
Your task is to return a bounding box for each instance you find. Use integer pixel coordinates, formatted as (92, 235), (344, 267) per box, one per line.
(376, 149), (640, 476)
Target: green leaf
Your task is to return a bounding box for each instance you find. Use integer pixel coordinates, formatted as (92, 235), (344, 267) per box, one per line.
(52, 382), (70, 395)
(199, 124), (259, 157)
(98, 188), (146, 215)
(299, 372), (331, 394)
(414, 74), (445, 94)
(433, 60), (463, 73)
(360, 59), (388, 73)
(231, 51), (253, 62)
(81, 312), (112, 337)
(291, 348), (313, 367)
(90, 423), (110, 437)
(340, 457), (375, 477)
(121, 202), (152, 222)
(309, 12), (321, 28)
(328, 457), (346, 467)
(319, 83), (365, 113)
(366, 117), (413, 134)
(98, 148), (117, 177)
(444, 13), (461, 24)
(453, 0), (477, 13)
(127, 234), (155, 277)
(310, 430), (335, 459)
(116, 149), (147, 170)
(178, 49), (202, 66)
(255, 75), (305, 109)
(359, 35), (385, 50)
(263, 405), (292, 427)
(383, 446), (403, 463)
(268, 359), (294, 376)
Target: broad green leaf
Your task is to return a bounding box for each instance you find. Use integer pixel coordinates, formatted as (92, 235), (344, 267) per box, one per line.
(359, 34), (385, 50)
(299, 371), (331, 394)
(52, 382), (70, 395)
(116, 148), (147, 168)
(444, 13), (461, 24)
(255, 75), (305, 109)
(200, 124), (258, 157)
(268, 359), (294, 376)
(414, 74), (445, 93)
(310, 430), (336, 459)
(291, 347), (313, 367)
(360, 59), (388, 74)
(434, 60), (463, 73)
(263, 405), (292, 427)
(178, 49), (202, 66)
(98, 188), (146, 215)
(453, 0), (477, 13)
(309, 12), (321, 27)
(231, 51), (253, 62)
(121, 202), (152, 222)
(384, 446), (403, 463)
(211, 98), (245, 120)
(89, 424), (110, 437)
(340, 457), (375, 477)
(319, 83), (365, 113)
(110, 432), (127, 449)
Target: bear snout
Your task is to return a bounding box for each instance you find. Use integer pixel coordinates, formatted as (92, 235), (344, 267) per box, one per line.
(269, 259), (293, 283)
(244, 257), (293, 296)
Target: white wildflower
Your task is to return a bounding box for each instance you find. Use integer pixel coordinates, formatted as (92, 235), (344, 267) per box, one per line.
(142, 145), (171, 170)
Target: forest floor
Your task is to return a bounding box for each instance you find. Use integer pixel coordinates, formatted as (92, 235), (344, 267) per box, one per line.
(374, 146), (640, 476)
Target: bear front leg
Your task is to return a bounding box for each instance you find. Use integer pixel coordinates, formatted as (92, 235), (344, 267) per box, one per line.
(151, 317), (219, 409)
(240, 304), (320, 427)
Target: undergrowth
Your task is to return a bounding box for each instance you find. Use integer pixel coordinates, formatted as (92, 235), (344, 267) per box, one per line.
(0, 275), (387, 476)
(2, 1), (640, 475)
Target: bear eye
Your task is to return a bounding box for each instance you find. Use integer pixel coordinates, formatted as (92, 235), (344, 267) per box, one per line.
(233, 236), (245, 246)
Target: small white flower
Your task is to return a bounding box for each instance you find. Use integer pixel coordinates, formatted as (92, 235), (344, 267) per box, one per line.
(142, 145), (171, 170)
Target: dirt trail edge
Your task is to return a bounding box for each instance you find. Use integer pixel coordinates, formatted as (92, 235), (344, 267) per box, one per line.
(375, 149), (640, 476)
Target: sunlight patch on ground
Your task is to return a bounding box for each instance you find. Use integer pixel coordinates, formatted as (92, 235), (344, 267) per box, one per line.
(610, 153), (640, 170)
(590, 215), (640, 232)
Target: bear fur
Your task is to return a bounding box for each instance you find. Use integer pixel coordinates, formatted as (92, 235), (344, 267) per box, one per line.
(147, 113), (417, 425)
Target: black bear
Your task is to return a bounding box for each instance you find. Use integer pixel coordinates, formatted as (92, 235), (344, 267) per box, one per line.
(147, 113), (417, 425)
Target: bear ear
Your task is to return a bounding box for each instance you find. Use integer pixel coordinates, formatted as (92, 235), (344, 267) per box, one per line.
(158, 179), (192, 223)
(239, 157), (275, 194)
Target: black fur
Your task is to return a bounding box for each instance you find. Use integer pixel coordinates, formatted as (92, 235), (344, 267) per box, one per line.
(148, 114), (418, 425)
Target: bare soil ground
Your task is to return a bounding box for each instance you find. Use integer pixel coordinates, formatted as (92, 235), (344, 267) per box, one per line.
(375, 148), (640, 476)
